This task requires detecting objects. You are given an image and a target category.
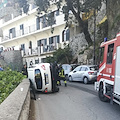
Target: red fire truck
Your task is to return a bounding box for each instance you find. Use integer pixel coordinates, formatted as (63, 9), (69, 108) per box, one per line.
(95, 33), (120, 105)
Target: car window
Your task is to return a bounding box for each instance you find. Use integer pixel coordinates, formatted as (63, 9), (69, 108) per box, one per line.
(71, 65), (79, 71)
(81, 67), (86, 71)
(62, 65), (71, 70)
(74, 66), (80, 71)
(85, 67), (88, 71)
(89, 66), (98, 71)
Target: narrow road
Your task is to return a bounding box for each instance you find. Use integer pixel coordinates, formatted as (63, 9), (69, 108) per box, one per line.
(29, 82), (120, 120)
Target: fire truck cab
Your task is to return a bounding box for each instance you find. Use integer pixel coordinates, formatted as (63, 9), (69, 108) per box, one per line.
(95, 33), (120, 105)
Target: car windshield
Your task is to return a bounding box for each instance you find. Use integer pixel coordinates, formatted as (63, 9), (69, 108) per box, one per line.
(89, 66), (98, 71)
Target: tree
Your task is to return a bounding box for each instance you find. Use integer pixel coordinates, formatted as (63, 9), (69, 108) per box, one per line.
(14, 0), (29, 14)
(46, 45), (73, 64)
(34, 0), (103, 45)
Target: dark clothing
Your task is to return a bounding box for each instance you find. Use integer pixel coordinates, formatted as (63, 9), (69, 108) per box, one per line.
(58, 66), (67, 87)
(22, 67), (28, 77)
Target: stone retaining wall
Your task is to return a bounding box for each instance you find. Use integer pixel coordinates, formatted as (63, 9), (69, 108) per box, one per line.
(0, 79), (30, 120)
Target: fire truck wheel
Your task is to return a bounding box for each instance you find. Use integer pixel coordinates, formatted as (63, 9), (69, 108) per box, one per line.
(98, 83), (108, 102)
(83, 77), (88, 84)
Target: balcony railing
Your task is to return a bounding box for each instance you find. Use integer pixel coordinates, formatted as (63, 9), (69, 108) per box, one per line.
(2, 24), (37, 41)
(21, 43), (61, 57)
(2, 20), (56, 42)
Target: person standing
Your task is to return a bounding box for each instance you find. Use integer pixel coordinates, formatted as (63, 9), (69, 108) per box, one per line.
(22, 64), (28, 77)
(58, 64), (67, 87)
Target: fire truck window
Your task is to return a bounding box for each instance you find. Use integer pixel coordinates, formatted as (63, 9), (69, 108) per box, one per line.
(107, 43), (114, 64)
(100, 47), (104, 63)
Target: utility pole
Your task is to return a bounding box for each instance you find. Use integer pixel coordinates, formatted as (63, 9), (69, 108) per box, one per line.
(93, 9), (96, 65)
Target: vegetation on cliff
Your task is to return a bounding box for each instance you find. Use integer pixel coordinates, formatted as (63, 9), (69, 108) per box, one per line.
(0, 69), (26, 104)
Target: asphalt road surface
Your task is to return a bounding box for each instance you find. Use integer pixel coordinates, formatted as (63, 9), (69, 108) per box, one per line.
(30, 81), (120, 120)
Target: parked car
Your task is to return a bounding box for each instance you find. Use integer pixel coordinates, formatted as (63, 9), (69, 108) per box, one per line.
(62, 64), (79, 79)
(68, 65), (98, 84)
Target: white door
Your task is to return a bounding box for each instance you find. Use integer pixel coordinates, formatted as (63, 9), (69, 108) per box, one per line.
(114, 46), (120, 95)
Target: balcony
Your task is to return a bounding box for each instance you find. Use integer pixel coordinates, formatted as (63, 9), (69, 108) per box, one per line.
(2, 24), (37, 42)
(21, 43), (61, 57)
(2, 20), (56, 42)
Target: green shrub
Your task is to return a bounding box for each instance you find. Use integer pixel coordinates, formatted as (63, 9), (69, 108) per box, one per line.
(0, 68), (26, 104)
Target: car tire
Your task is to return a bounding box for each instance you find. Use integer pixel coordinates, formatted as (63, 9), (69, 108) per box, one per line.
(83, 77), (88, 84)
(69, 76), (73, 82)
(98, 83), (108, 102)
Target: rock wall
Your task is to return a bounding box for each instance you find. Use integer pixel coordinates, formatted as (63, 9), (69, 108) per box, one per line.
(106, 0), (120, 39)
(70, 33), (88, 55)
(70, 2), (107, 65)
(88, 2), (107, 42)
(1, 50), (23, 72)
(69, 33), (88, 64)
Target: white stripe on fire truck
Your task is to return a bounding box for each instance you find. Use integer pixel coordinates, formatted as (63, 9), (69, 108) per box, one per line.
(97, 73), (115, 78)
(99, 63), (106, 73)
(101, 38), (117, 46)
(116, 33), (120, 37)
(103, 74), (115, 78)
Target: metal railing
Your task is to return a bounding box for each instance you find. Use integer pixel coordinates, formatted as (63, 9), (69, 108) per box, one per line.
(2, 20), (56, 42)
(21, 43), (61, 57)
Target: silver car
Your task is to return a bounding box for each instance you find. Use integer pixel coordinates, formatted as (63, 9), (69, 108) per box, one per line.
(68, 65), (98, 84)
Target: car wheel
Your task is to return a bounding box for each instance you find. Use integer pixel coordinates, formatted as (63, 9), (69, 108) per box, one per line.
(83, 77), (88, 84)
(98, 83), (108, 102)
(69, 76), (73, 82)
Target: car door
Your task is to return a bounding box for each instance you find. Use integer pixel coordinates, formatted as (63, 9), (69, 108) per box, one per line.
(73, 66), (82, 81)
(71, 66), (81, 81)
(77, 66), (86, 81)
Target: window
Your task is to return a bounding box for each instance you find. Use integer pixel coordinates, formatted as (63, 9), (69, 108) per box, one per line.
(41, 58), (46, 63)
(21, 44), (25, 53)
(89, 66), (98, 71)
(107, 43), (114, 64)
(49, 36), (59, 51)
(74, 66), (81, 71)
(85, 67), (89, 71)
(9, 28), (16, 38)
(20, 24), (24, 35)
(62, 29), (70, 42)
(49, 37), (53, 44)
(35, 59), (39, 64)
(99, 47), (104, 64)
(36, 17), (40, 30)
(37, 40), (41, 47)
(37, 39), (47, 52)
(57, 35), (60, 43)
(62, 30), (65, 42)
(66, 29), (70, 41)
(81, 67), (86, 71)
(29, 41), (32, 49)
(42, 16), (48, 28)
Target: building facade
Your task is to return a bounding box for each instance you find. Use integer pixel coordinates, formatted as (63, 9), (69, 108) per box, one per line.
(0, 1), (70, 67)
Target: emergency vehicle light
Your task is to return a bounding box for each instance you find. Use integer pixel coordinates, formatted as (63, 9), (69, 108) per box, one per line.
(104, 37), (107, 42)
